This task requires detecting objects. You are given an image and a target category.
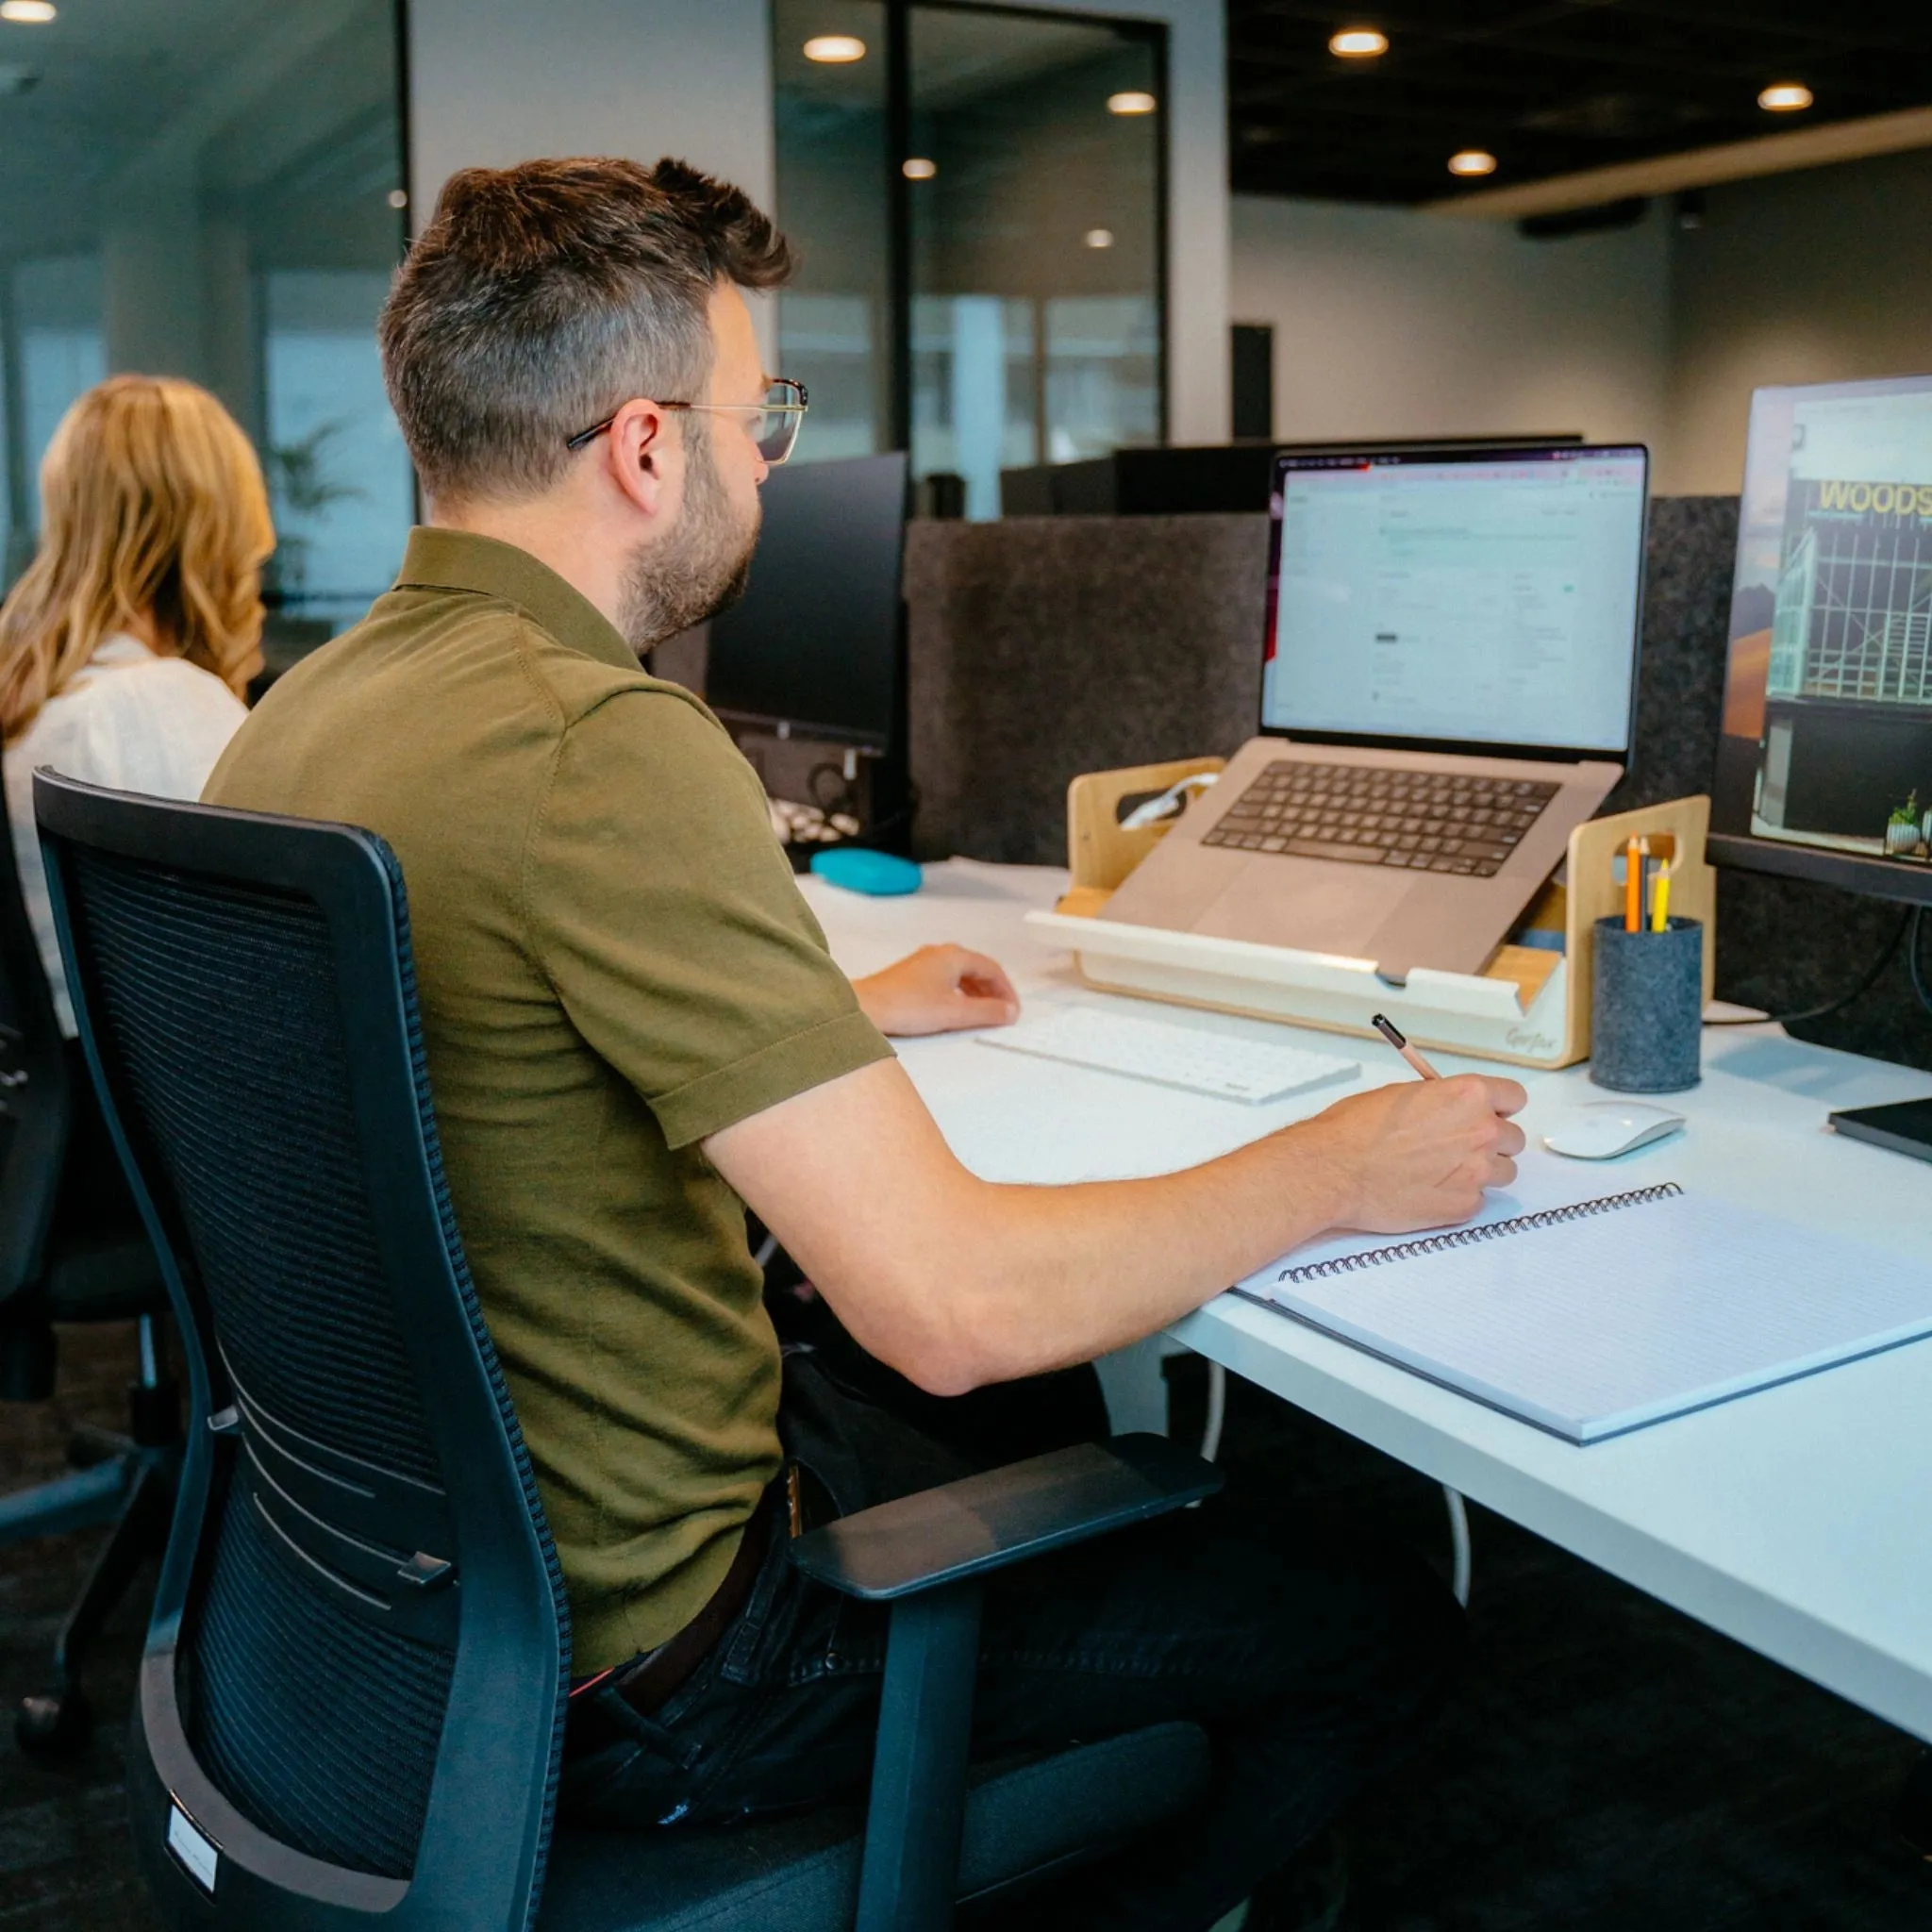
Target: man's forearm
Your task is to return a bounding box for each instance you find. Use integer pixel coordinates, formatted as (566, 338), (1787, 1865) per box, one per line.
(708, 1057), (1522, 1400)
(896, 1133), (1353, 1391)
(708, 1059), (1346, 1393)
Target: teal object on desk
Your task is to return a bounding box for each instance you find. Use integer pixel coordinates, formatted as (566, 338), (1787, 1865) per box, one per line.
(811, 847), (923, 895)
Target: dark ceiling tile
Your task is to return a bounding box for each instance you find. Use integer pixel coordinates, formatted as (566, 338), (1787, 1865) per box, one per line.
(1229, 0), (1932, 202)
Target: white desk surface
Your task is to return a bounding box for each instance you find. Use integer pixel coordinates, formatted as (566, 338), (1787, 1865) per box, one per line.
(800, 858), (1932, 1743)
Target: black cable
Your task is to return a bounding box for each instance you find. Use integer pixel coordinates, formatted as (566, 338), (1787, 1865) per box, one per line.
(1704, 907), (1911, 1028)
(807, 761), (858, 819)
(800, 764), (922, 848)
(1909, 907), (1932, 1018)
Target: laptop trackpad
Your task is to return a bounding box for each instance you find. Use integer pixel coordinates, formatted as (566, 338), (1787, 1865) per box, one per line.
(1191, 859), (1407, 958)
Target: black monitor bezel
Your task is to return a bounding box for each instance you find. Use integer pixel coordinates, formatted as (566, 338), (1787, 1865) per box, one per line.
(1707, 828), (1932, 908)
(703, 451), (910, 756)
(1707, 373), (1932, 908)
(1258, 441), (1651, 767)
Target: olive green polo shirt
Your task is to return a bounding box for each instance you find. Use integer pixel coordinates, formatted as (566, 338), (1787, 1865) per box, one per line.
(205, 527), (892, 1672)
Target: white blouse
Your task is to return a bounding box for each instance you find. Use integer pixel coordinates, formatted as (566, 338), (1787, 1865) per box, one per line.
(4, 633), (247, 1036)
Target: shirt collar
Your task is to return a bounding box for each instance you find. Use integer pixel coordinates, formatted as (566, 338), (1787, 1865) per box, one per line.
(392, 526), (640, 674)
(90, 633), (154, 668)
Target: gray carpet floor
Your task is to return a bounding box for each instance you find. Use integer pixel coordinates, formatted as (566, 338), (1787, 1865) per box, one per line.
(3, 1327), (1929, 1928)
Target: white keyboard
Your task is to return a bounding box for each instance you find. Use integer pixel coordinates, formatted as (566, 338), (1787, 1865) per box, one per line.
(976, 1006), (1358, 1105)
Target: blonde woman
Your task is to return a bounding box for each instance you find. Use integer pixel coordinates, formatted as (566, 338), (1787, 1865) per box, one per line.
(1, 375), (273, 1034)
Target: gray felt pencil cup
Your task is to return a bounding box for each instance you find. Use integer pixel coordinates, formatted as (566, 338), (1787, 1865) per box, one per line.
(1591, 915), (1703, 1093)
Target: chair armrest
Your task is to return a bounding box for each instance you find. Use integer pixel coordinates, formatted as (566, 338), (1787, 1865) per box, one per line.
(789, 1433), (1222, 1603)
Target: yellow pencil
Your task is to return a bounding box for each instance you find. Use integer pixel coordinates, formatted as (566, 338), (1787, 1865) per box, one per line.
(1651, 869), (1672, 933)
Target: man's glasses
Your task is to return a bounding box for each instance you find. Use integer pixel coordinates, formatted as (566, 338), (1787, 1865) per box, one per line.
(564, 378), (809, 465)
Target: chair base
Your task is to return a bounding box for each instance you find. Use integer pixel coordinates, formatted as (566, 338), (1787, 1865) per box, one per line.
(7, 1425), (180, 1760)
(15, 1453), (177, 1759)
(17, 1685), (94, 1756)
(0, 1455), (129, 1544)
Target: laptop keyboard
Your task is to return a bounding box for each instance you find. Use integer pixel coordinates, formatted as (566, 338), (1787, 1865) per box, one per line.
(1199, 759), (1560, 877)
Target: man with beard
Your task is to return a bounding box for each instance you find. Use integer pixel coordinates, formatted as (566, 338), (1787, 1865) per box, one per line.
(205, 158), (1522, 1929)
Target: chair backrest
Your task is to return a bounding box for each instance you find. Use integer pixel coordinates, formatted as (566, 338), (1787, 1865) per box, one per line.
(33, 771), (571, 1931)
(0, 772), (74, 1306)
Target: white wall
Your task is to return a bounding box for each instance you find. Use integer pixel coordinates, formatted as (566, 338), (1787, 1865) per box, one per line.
(1003, 0), (1228, 444)
(408, 0), (776, 237)
(1231, 148), (1932, 498)
(409, 0), (777, 355)
(1231, 192), (1674, 465)
(409, 0), (1229, 447)
(408, 0), (774, 207)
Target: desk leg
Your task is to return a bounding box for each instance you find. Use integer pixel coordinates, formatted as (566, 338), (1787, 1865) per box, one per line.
(1093, 1336), (1174, 1437)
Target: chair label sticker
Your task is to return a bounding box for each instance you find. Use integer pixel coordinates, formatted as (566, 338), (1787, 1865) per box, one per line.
(168, 1805), (220, 1892)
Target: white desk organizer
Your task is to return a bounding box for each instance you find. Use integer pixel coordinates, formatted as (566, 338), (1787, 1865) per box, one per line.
(1032, 765), (1715, 1072)
(1024, 908), (1574, 1063)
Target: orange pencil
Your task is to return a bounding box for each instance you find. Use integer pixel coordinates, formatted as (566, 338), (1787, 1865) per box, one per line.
(1624, 835), (1643, 933)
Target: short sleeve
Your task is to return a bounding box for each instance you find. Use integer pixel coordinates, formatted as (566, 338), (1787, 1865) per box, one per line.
(523, 690), (892, 1147)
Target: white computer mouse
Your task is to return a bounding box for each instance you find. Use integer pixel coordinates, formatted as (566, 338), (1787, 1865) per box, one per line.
(1541, 1101), (1686, 1160)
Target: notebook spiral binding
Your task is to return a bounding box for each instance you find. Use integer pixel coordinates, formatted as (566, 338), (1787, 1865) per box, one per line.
(1275, 1182), (1684, 1286)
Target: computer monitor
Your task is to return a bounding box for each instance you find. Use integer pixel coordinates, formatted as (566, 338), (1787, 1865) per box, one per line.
(1261, 444), (1650, 760)
(705, 450), (908, 755)
(1709, 375), (1932, 907)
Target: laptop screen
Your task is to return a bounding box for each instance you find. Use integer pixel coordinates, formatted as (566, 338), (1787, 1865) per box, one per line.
(1261, 444), (1649, 758)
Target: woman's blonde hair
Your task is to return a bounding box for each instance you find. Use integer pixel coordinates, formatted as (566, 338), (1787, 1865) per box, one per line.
(0, 375), (275, 744)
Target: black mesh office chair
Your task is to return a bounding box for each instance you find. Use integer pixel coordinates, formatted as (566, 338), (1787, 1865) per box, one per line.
(0, 777), (178, 1756)
(35, 769), (1221, 1932)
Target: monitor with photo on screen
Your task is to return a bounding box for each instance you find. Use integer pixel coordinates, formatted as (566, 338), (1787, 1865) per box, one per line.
(1709, 375), (1932, 907)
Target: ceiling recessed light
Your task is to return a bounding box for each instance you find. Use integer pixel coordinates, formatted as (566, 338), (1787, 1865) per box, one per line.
(1757, 82), (1813, 112)
(1108, 91), (1158, 116)
(1328, 27), (1388, 58)
(803, 33), (866, 63)
(0, 2), (58, 23)
(902, 157), (937, 180)
(1084, 227), (1115, 249)
(1447, 149), (1498, 177)
(387, 189), (408, 209)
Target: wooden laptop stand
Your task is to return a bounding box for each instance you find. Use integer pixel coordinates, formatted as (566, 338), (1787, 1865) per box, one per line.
(1034, 758), (1716, 1072)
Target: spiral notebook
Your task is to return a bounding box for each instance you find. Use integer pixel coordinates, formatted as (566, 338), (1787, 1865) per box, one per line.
(1233, 1175), (1932, 1443)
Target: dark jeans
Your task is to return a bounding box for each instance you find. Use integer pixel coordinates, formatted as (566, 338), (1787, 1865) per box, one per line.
(559, 1347), (1464, 1930)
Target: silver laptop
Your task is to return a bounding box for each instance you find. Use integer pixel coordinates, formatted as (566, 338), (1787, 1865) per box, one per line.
(1103, 443), (1650, 983)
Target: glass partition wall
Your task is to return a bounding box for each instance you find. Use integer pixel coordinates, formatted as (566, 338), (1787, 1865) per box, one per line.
(772, 0), (895, 465)
(774, 0), (1165, 517)
(0, 0), (410, 667)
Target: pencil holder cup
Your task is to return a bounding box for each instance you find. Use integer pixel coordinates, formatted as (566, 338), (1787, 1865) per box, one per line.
(1591, 916), (1703, 1093)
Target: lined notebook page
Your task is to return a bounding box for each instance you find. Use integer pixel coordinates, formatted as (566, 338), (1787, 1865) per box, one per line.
(1237, 1189), (1932, 1443)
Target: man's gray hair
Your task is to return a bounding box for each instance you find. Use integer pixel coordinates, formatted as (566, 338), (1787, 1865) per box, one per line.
(379, 156), (792, 506)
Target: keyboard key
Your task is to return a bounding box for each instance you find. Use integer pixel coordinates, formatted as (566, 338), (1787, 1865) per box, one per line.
(1289, 837), (1387, 863)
